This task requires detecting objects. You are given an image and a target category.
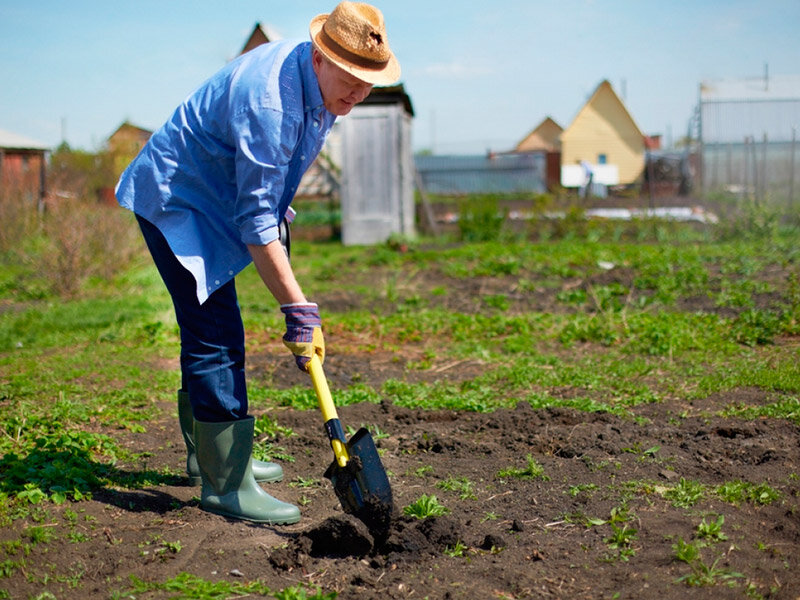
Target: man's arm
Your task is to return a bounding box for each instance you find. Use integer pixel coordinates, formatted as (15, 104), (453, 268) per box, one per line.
(247, 240), (306, 305)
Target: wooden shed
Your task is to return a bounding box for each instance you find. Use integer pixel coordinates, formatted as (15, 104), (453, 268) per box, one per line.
(0, 128), (49, 212)
(107, 121), (152, 178)
(338, 85), (415, 246)
(560, 80), (645, 187)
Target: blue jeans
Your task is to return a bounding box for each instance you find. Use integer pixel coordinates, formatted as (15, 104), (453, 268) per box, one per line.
(136, 215), (248, 422)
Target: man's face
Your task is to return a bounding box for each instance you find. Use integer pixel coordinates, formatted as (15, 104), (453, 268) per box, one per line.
(312, 48), (373, 116)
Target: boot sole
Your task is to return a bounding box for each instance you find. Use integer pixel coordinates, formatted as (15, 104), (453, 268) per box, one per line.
(203, 505), (301, 525)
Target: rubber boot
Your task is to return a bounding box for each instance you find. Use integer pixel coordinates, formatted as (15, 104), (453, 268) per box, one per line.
(194, 417), (301, 524)
(178, 390), (283, 484)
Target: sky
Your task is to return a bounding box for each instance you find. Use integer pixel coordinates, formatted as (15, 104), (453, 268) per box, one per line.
(2, 0), (799, 155)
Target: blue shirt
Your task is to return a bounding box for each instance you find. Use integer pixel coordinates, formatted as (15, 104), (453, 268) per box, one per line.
(116, 40), (336, 304)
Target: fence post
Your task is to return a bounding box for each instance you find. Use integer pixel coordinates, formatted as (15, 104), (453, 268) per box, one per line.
(761, 133), (768, 203)
(791, 127), (796, 206)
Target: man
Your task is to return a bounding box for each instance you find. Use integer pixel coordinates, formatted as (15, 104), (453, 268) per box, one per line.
(115, 2), (400, 524)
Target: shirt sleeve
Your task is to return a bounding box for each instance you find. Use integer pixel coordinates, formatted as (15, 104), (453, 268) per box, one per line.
(232, 107), (301, 246)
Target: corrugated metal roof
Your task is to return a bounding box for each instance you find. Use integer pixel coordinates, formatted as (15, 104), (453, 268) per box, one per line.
(0, 129), (50, 151)
(699, 75), (800, 143)
(700, 74), (800, 102)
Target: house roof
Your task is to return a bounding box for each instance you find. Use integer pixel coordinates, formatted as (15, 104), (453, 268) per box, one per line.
(515, 116), (563, 152)
(239, 22), (280, 55)
(360, 84), (414, 116)
(700, 74), (800, 102)
(0, 128), (50, 151)
(562, 80), (644, 139)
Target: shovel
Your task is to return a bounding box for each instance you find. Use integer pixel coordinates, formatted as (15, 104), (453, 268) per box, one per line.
(306, 354), (393, 537)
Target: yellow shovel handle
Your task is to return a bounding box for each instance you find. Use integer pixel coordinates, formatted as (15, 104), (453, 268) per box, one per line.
(307, 354), (349, 467)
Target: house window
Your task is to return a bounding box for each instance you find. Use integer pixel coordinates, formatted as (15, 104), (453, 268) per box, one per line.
(597, 154), (607, 164)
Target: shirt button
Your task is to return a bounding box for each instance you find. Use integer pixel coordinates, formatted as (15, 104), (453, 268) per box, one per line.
(228, 270), (234, 275)
(214, 280), (220, 285)
(313, 122), (319, 128)
(300, 155), (306, 161)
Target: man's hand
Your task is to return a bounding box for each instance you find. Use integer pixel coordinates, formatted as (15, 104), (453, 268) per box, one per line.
(281, 303), (325, 371)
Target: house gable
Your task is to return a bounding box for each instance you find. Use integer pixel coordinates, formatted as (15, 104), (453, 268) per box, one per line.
(240, 23), (272, 55)
(515, 116), (563, 153)
(561, 80), (645, 185)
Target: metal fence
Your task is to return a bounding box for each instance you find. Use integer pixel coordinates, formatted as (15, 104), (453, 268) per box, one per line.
(697, 75), (800, 203)
(415, 152), (547, 196)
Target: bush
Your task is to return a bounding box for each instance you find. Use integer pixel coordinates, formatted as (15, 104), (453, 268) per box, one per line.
(13, 199), (142, 298)
(0, 190), (40, 255)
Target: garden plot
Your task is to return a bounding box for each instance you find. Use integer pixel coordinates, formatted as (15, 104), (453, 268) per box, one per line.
(1, 232), (798, 600)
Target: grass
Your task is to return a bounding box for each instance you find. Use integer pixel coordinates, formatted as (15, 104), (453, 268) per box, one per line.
(0, 209), (799, 596)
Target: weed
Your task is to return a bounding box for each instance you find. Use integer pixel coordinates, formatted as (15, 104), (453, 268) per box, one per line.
(663, 478), (707, 508)
(696, 515), (728, 543)
(120, 573), (335, 599)
(497, 454), (549, 481)
(567, 483), (599, 498)
(673, 536), (744, 587)
(253, 414), (294, 438)
(716, 480), (781, 506)
(436, 476), (477, 500)
(23, 526), (54, 546)
(676, 556), (745, 587)
(604, 524), (638, 561)
(409, 465), (434, 478)
(672, 538), (700, 563)
(252, 441), (294, 464)
(346, 424), (390, 440)
(403, 494), (450, 519)
(289, 477), (320, 489)
(443, 541), (469, 558)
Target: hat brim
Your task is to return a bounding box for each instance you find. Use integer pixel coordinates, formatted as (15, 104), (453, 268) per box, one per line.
(309, 13), (401, 86)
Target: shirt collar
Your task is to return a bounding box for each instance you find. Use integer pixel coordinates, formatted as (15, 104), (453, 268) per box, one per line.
(300, 42), (327, 115)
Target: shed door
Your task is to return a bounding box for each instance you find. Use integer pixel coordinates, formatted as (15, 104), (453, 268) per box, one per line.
(339, 105), (400, 245)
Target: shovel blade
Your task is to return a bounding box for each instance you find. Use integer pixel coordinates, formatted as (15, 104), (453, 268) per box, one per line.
(324, 427), (393, 535)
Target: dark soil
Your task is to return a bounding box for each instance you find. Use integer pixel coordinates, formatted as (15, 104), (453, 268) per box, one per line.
(4, 374), (799, 599)
(3, 232), (800, 599)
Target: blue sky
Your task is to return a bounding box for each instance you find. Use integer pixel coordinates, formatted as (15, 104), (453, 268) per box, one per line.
(2, 0), (798, 154)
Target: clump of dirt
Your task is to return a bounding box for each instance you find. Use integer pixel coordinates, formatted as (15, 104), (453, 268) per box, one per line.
(270, 512), (466, 571)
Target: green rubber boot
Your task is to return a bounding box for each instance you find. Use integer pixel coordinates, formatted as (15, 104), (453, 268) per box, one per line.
(178, 391), (283, 485)
(194, 417), (301, 524)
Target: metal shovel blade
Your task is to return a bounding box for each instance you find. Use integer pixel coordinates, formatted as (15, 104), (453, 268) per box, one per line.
(324, 427), (393, 535)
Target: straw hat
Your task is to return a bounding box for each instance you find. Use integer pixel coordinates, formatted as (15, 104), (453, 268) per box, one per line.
(309, 2), (400, 86)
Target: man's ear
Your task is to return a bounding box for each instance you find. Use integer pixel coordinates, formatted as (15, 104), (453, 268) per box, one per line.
(311, 47), (323, 74)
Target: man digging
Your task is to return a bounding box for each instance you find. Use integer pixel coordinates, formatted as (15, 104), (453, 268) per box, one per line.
(115, 2), (400, 524)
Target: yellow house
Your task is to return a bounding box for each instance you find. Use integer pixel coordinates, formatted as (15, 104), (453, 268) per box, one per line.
(560, 80), (645, 186)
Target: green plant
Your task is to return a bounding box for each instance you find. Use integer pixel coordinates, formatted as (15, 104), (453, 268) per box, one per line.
(443, 541), (469, 558)
(676, 556), (745, 587)
(567, 483), (599, 498)
(403, 494), (450, 519)
(604, 524), (637, 561)
(696, 515), (728, 543)
(436, 476), (477, 500)
(253, 414), (294, 438)
(252, 441), (294, 464)
(663, 478), (706, 508)
(715, 480), (780, 506)
(497, 454), (549, 481)
(672, 537), (700, 564)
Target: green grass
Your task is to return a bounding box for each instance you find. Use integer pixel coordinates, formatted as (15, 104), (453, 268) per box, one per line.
(1, 222), (799, 515)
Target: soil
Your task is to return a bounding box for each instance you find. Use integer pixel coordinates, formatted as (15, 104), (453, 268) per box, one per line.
(3, 240), (800, 599)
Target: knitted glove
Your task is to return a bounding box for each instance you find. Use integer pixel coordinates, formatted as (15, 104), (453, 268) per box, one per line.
(281, 303), (325, 371)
